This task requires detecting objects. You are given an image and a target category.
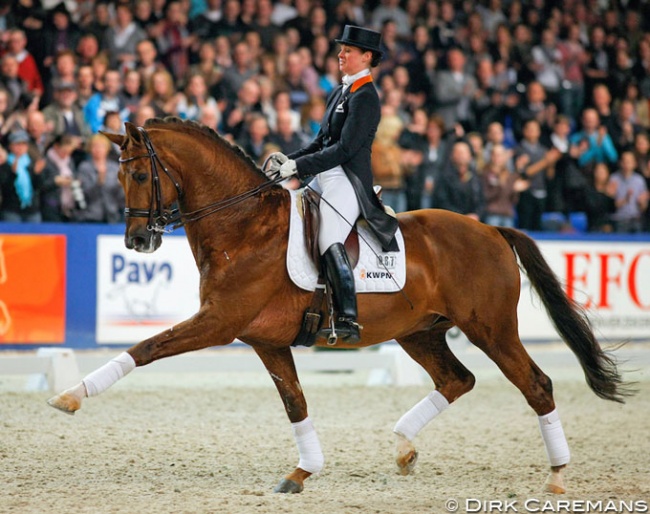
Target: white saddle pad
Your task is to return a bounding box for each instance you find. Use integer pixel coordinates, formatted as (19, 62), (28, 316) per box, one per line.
(286, 189), (406, 293)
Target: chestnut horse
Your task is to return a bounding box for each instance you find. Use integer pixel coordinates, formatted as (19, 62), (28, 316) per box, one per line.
(48, 119), (630, 494)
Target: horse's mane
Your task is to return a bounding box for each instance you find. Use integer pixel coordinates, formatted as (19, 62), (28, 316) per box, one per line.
(143, 117), (269, 180)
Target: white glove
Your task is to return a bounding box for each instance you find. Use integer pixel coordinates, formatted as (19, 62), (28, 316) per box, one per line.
(264, 152), (288, 179)
(279, 159), (298, 179)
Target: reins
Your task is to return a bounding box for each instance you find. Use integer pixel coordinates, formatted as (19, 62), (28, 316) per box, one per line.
(119, 127), (284, 232)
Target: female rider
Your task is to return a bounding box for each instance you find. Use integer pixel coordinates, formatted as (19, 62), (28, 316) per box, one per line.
(268, 26), (399, 343)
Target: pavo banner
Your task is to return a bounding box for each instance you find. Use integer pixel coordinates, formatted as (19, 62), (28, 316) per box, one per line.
(96, 235), (200, 343)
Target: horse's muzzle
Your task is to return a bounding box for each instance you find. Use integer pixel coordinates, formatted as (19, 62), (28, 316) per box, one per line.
(125, 228), (161, 253)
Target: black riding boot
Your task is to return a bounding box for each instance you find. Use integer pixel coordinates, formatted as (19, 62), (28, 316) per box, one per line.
(322, 242), (361, 343)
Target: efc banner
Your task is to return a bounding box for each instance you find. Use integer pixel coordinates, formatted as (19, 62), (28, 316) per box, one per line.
(96, 235), (200, 343)
(0, 235), (66, 343)
(518, 241), (650, 340)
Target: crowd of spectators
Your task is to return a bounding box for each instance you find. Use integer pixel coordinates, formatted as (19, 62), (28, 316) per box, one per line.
(0, 0), (649, 233)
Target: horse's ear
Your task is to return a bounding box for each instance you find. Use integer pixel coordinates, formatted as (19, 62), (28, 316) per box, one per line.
(124, 122), (143, 143)
(99, 130), (126, 147)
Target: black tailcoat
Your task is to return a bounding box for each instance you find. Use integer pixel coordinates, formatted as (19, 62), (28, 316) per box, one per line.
(288, 77), (399, 252)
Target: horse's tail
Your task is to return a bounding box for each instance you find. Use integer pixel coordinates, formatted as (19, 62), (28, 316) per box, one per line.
(496, 227), (633, 403)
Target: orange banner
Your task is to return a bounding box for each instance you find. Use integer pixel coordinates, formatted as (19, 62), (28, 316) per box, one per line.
(0, 235), (66, 343)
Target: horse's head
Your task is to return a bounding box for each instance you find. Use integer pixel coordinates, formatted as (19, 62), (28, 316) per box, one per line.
(102, 122), (182, 253)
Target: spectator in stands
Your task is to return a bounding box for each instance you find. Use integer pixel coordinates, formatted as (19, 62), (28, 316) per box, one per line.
(584, 162), (616, 232)
(132, 104), (157, 127)
(221, 78), (262, 140)
(371, 114), (409, 213)
(82, 1), (111, 45)
(190, 0), (222, 44)
(610, 151), (649, 233)
(103, 2), (147, 71)
(557, 22), (587, 122)
(41, 134), (79, 222)
(544, 115), (586, 214)
(139, 68), (178, 119)
(134, 0), (158, 37)
(47, 50), (78, 96)
(481, 143), (528, 227)
(0, 88), (10, 133)
(0, 129), (44, 222)
(83, 69), (130, 134)
(214, 0), (248, 42)
(432, 140), (484, 220)
(512, 81), (556, 143)
(431, 1), (460, 55)
(198, 104), (221, 132)
(433, 48), (477, 130)
(610, 99), (643, 154)
(187, 40), (223, 93)
(42, 79), (91, 154)
(514, 119), (550, 231)
(155, 0), (195, 84)
(0, 54), (29, 114)
(569, 108), (619, 169)
(218, 40), (258, 105)
(377, 19), (408, 78)
(584, 26), (610, 101)
(269, 109), (305, 155)
(237, 112), (270, 163)
(120, 70), (143, 121)
(175, 73), (217, 122)
(135, 39), (164, 88)
(633, 131), (650, 179)
(90, 52), (110, 92)
(4, 29), (43, 97)
(1, 90), (38, 139)
(371, 0), (410, 39)
(76, 134), (124, 223)
(42, 3), (82, 73)
(299, 95), (326, 142)
(530, 28), (564, 108)
(75, 65), (95, 108)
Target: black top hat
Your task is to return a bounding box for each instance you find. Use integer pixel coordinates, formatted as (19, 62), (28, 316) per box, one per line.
(335, 25), (383, 55)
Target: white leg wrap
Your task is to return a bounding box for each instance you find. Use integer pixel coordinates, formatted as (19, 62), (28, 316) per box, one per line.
(291, 416), (324, 474)
(393, 390), (449, 441)
(538, 409), (570, 467)
(83, 352), (136, 397)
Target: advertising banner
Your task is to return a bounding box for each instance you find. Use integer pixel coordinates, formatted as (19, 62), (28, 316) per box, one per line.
(518, 241), (650, 340)
(0, 235), (66, 343)
(96, 235), (200, 343)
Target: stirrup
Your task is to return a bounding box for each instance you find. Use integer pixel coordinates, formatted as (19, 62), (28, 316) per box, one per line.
(320, 318), (363, 345)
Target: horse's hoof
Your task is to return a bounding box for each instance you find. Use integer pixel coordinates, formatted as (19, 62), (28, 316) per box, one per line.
(47, 393), (81, 415)
(397, 449), (418, 475)
(544, 468), (566, 494)
(396, 436), (418, 475)
(273, 478), (303, 494)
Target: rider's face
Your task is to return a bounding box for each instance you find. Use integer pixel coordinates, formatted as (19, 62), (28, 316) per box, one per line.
(338, 44), (370, 76)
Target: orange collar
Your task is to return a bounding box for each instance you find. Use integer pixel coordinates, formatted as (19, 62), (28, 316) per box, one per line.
(351, 75), (373, 93)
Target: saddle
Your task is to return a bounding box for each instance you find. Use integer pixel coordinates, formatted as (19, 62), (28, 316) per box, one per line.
(292, 188), (362, 347)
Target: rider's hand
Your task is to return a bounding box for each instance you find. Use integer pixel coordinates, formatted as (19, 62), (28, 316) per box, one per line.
(265, 152), (289, 179)
(279, 159), (298, 179)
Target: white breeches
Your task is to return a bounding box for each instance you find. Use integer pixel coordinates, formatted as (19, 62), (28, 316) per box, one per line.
(308, 166), (361, 255)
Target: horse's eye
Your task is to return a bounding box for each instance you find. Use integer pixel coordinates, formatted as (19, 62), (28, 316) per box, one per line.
(133, 172), (148, 184)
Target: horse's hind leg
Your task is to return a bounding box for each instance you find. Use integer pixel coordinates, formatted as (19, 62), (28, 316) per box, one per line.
(472, 325), (570, 494)
(253, 344), (323, 494)
(394, 322), (476, 475)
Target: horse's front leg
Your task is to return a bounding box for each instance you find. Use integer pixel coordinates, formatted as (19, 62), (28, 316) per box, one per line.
(253, 344), (324, 494)
(47, 310), (238, 414)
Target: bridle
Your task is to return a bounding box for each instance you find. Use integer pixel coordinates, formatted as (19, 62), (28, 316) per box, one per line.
(118, 127), (283, 233)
